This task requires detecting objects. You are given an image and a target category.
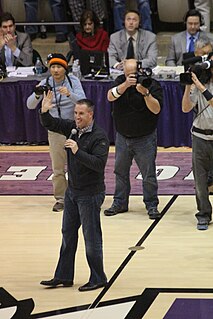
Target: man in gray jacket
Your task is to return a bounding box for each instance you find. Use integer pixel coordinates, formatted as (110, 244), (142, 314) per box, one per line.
(0, 12), (33, 66)
(108, 9), (157, 70)
(165, 9), (213, 66)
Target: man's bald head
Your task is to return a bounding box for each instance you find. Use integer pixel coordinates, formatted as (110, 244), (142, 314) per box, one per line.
(123, 59), (138, 77)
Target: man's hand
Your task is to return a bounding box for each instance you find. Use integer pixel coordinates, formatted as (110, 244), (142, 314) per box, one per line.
(41, 91), (54, 113)
(191, 72), (205, 91)
(125, 74), (137, 87)
(4, 34), (17, 52)
(136, 83), (149, 95)
(64, 139), (78, 154)
(114, 61), (124, 70)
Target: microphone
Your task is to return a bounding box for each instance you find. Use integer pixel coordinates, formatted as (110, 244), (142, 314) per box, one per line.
(69, 128), (77, 139)
(64, 128), (77, 150)
(182, 54), (208, 65)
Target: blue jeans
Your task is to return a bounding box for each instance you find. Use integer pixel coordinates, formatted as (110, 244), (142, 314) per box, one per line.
(24, 0), (68, 35)
(112, 130), (159, 211)
(113, 0), (152, 32)
(54, 188), (107, 285)
(192, 135), (213, 223)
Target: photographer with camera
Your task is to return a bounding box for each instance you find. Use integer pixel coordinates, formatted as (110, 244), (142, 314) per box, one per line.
(180, 36), (213, 86)
(182, 37), (213, 231)
(27, 53), (86, 212)
(104, 58), (163, 219)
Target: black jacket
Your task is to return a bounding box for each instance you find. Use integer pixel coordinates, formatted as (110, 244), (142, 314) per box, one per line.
(40, 111), (109, 195)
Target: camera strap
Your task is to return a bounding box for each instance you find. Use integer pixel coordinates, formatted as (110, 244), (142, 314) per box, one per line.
(52, 79), (64, 117)
(193, 103), (210, 120)
(191, 103), (210, 134)
(47, 75), (72, 118)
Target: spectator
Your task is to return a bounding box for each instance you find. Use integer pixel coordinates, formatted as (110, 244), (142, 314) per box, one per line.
(0, 11), (33, 66)
(194, 0), (211, 32)
(113, 0), (152, 32)
(108, 9), (157, 70)
(165, 9), (213, 66)
(68, 9), (109, 60)
(66, 0), (105, 32)
(24, 0), (68, 42)
(27, 53), (86, 212)
(182, 37), (213, 230)
(104, 59), (163, 219)
(39, 98), (109, 291)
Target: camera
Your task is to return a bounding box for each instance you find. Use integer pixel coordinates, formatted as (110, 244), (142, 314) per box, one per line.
(180, 64), (211, 85)
(180, 54), (213, 85)
(136, 61), (152, 88)
(34, 84), (52, 95)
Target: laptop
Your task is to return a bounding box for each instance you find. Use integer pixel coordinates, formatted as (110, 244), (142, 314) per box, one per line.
(79, 50), (110, 79)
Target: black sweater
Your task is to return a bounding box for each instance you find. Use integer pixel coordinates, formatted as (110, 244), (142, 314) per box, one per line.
(112, 75), (163, 137)
(40, 111), (109, 195)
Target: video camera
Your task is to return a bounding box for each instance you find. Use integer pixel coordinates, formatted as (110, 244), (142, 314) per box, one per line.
(135, 61), (153, 88)
(34, 84), (52, 95)
(180, 53), (213, 85)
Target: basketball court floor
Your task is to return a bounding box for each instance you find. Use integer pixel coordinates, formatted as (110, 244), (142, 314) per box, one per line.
(0, 147), (213, 318)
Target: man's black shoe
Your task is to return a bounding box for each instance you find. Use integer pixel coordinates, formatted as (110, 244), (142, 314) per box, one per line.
(104, 206), (128, 216)
(148, 208), (161, 220)
(78, 282), (106, 292)
(40, 278), (73, 287)
(197, 222), (209, 231)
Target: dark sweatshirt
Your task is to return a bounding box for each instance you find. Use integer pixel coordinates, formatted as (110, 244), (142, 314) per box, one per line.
(40, 111), (109, 195)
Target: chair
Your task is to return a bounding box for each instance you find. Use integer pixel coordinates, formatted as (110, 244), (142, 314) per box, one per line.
(151, 0), (192, 32)
(66, 50), (73, 64)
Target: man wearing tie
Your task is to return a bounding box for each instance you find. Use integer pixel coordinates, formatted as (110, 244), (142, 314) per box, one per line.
(0, 12), (33, 67)
(108, 10), (157, 70)
(165, 9), (213, 66)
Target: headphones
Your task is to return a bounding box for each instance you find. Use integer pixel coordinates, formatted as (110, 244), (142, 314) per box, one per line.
(183, 9), (204, 26)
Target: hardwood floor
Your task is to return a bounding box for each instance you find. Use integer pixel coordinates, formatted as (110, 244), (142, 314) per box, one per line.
(1, 145), (213, 318)
(0, 194), (213, 317)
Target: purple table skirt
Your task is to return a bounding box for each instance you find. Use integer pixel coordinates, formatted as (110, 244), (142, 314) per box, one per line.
(0, 79), (192, 146)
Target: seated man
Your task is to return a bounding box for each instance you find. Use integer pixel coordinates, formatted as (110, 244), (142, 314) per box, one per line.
(113, 0), (152, 32)
(0, 11), (33, 67)
(165, 9), (213, 66)
(108, 9), (157, 70)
